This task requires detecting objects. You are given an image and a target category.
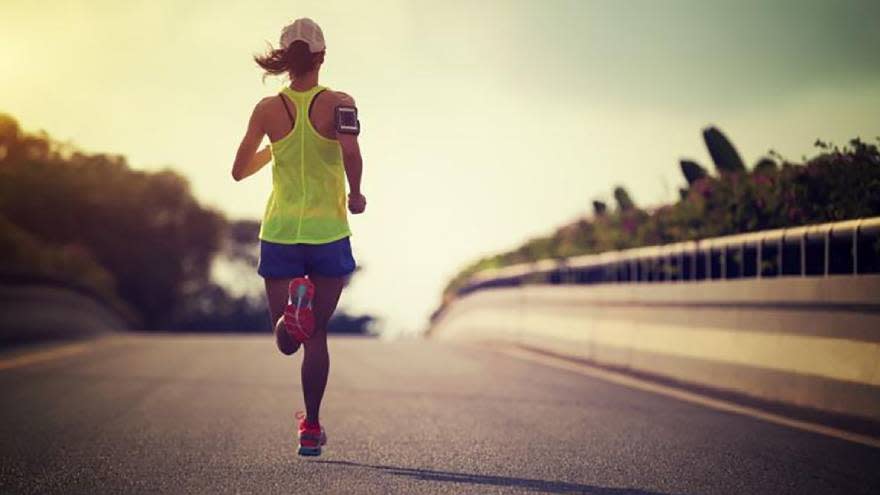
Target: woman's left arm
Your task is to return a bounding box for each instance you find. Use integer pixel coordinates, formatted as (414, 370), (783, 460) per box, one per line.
(232, 101), (270, 181)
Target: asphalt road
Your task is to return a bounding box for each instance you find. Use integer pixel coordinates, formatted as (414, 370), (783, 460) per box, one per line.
(1, 334), (878, 495)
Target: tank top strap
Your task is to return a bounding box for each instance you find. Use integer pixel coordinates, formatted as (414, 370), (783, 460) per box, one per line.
(280, 85), (327, 117)
(303, 85), (327, 119)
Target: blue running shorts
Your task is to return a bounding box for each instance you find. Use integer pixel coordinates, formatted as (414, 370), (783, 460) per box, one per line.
(257, 236), (356, 279)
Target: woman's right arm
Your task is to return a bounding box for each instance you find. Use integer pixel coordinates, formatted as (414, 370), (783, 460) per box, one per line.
(232, 101), (270, 182)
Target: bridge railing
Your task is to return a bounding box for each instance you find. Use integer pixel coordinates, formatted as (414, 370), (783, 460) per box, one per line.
(435, 217), (880, 422)
(458, 217), (880, 297)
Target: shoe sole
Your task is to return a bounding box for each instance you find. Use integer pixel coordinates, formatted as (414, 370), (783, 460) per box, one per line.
(284, 278), (315, 343)
(297, 430), (327, 457)
(297, 446), (322, 456)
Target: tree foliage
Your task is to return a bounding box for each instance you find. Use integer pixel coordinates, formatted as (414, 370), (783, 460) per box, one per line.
(0, 113), (224, 329)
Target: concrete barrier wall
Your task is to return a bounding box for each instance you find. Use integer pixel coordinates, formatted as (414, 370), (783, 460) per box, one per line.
(0, 285), (127, 347)
(430, 275), (880, 422)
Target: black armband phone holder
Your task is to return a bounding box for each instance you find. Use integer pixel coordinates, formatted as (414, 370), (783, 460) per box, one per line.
(335, 106), (360, 136)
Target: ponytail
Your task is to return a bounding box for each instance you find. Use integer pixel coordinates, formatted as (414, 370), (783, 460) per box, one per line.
(254, 41), (324, 79)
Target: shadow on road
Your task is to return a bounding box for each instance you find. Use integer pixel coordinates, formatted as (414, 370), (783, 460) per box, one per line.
(312, 460), (673, 494)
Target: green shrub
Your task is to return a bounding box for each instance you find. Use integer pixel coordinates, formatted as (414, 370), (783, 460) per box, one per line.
(439, 133), (880, 305)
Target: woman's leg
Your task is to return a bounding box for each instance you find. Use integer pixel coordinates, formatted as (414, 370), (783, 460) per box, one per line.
(264, 277), (299, 355)
(301, 274), (345, 424)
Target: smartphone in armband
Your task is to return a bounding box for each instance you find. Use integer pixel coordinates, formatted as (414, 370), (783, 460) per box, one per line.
(335, 106), (360, 136)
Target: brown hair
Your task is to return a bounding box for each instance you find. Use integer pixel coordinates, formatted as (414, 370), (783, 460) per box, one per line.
(254, 40), (325, 78)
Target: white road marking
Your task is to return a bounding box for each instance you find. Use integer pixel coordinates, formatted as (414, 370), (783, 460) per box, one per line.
(500, 345), (880, 450)
(0, 342), (92, 371)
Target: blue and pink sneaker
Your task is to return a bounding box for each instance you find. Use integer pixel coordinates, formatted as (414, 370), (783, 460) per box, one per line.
(296, 411), (327, 456)
(284, 277), (315, 343)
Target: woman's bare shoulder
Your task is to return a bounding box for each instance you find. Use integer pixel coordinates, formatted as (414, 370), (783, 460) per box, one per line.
(250, 95), (288, 125)
(326, 89), (356, 106)
(254, 95), (282, 113)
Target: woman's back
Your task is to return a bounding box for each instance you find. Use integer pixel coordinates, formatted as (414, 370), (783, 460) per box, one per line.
(259, 85), (351, 244)
(261, 86), (347, 143)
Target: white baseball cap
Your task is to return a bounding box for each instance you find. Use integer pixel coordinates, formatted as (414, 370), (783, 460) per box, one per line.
(280, 18), (325, 53)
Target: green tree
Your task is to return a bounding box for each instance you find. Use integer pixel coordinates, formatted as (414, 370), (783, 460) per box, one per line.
(0, 114), (226, 329)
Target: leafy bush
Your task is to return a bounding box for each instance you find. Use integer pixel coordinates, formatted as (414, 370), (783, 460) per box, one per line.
(440, 130), (880, 303)
(0, 213), (138, 320)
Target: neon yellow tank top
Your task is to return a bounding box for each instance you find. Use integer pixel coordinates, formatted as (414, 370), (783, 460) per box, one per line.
(259, 85), (351, 244)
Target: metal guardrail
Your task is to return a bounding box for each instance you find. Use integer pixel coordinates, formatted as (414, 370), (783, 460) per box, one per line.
(459, 217), (880, 296)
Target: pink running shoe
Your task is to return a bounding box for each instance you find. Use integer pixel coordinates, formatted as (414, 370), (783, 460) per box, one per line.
(284, 277), (315, 343)
(296, 411), (327, 457)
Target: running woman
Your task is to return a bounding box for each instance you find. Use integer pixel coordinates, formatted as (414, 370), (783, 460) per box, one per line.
(231, 17), (366, 456)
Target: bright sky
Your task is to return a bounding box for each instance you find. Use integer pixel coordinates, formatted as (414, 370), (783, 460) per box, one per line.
(3, 0), (879, 334)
